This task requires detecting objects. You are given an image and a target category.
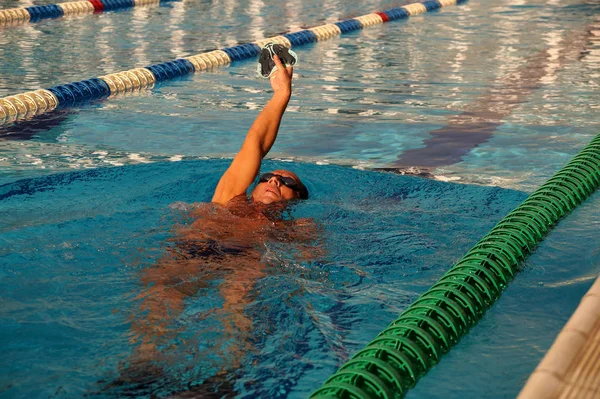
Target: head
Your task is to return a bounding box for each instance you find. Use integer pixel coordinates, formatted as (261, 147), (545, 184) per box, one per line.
(251, 170), (308, 205)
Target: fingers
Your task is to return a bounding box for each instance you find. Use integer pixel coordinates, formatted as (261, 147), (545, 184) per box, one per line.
(272, 54), (284, 70)
(272, 55), (293, 77)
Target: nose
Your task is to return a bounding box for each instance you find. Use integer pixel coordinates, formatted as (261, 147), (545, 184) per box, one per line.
(267, 175), (281, 187)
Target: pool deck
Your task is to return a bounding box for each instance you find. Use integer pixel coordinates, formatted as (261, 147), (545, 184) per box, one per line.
(518, 276), (600, 399)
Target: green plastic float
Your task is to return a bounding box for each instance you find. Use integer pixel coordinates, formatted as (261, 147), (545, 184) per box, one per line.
(311, 134), (600, 398)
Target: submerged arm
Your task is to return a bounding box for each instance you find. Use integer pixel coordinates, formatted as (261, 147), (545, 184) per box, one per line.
(212, 55), (293, 205)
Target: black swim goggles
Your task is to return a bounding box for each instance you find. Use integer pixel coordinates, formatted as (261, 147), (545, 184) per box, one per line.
(257, 43), (298, 78)
(259, 173), (299, 190)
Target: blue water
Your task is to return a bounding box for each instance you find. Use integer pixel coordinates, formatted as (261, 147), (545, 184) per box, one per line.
(1, 0), (599, 398)
(1, 161), (598, 398)
(1, 161), (527, 398)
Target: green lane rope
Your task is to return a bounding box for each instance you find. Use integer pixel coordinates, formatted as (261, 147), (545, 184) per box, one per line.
(310, 134), (600, 398)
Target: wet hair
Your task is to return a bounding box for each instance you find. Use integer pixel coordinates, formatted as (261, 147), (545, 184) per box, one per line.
(295, 180), (309, 200)
(276, 170), (308, 200)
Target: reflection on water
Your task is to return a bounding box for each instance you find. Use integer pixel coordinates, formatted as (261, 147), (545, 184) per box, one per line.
(1, 0), (599, 190)
(393, 22), (596, 173)
(0, 110), (71, 140)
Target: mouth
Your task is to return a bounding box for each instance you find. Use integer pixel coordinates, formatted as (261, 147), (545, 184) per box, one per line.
(264, 187), (280, 197)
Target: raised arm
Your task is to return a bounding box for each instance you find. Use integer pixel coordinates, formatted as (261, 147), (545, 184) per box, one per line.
(212, 55), (293, 205)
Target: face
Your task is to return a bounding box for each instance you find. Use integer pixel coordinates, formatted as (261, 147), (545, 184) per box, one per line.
(251, 170), (301, 204)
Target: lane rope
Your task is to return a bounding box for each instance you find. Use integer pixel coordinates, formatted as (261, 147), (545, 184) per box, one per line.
(0, 0), (179, 26)
(0, 0), (467, 126)
(310, 133), (600, 398)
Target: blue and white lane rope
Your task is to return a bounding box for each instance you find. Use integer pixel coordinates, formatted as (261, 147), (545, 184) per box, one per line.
(0, 0), (179, 26)
(0, 0), (467, 126)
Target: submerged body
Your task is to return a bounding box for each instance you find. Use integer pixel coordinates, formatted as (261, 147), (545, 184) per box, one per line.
(124, 198), (322, 391)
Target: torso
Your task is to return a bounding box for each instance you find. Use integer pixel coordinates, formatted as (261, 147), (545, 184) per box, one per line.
(170, 195), (312, 263)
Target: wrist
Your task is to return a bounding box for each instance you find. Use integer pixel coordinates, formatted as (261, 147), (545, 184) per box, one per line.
(273, 90), (291, 102)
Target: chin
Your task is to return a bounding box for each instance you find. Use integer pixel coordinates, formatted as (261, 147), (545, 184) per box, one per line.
(253, 195), (276, 204)
(259, 191), (282, 204)
(257, 198), (274, 204)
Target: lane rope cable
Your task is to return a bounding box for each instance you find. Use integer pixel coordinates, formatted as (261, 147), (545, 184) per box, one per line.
(0, 0), (467, 126)
(0, 0), (180, 26)
(310, 133), (600, 398)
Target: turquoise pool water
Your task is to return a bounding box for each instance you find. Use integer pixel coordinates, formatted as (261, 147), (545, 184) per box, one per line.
(1, 0), (599, 398)
(0, 161), (528, 398)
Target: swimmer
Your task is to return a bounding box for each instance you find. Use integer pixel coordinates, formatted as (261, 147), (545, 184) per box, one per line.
(211, 53), (308, 208)
(113, 53), (324, 397)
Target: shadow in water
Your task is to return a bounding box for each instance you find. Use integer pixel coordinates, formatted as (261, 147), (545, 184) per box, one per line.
(0, 110), (72, 141)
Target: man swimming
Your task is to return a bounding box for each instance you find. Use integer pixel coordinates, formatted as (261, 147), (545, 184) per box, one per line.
(211, 54), (308, 207)
(114, 54), (323, 396)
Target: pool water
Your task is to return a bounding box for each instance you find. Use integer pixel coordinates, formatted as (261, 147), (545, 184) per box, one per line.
(1, 0), (599, 398)
(1, 0), (599, 190)
(0, 161), (528, 398)
(1, 161), (598, 398)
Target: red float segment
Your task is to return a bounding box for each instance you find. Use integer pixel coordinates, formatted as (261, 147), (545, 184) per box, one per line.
(376, 11), (390, 22)
(88, 0), (104, 12)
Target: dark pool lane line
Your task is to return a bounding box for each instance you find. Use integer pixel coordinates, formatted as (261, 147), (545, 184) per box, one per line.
(386, 21), (596, 175)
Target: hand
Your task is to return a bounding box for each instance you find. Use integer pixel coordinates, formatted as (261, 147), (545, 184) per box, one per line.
(270, 54), (293, 96)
